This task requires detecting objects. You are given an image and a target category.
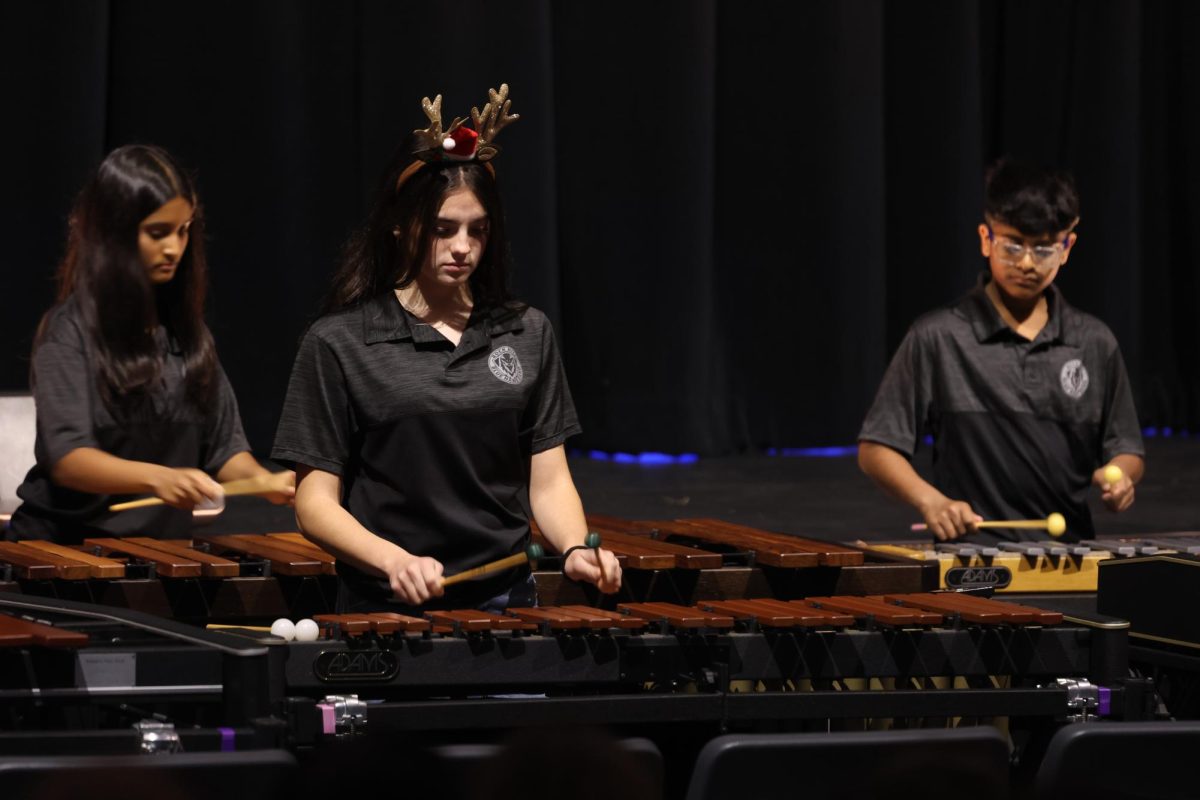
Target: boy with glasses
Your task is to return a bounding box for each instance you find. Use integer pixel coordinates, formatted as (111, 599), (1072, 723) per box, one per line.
(857, 159), (1144, 542)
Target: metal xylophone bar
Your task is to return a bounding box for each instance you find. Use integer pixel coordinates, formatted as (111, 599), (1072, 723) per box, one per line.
(851, 535), (1200, 594)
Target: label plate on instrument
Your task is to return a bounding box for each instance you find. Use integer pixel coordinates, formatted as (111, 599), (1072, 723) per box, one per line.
(945, 566), (1012, 590)
(314, 649), (399, 683)
(77, 652), (136, 688)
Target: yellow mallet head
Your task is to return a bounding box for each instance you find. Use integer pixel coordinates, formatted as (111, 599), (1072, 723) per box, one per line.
(1103, 465), (1123, 485)
(1047, 512), (1067, 538)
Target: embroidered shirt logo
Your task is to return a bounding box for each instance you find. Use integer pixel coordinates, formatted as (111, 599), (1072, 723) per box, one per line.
(1059, 359), (1089, 399)
(488, 346), (523, 385)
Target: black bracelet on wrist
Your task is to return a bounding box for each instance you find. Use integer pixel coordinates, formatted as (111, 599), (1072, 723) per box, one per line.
(560, 544), (592, 582)
(561, 544), (589, 562)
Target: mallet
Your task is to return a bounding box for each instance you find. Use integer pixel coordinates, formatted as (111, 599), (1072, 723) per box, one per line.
(441, 543), (546, 588)
(911, 513), (1068, 538)
(108, 473), (289, 512)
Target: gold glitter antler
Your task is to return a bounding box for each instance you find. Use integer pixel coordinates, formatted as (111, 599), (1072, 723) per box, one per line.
(413, 94), (465, 152)
(471, 84), (519, 162)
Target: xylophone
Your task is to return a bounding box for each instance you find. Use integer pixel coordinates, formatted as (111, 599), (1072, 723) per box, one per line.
(851, 532), (1200, 593)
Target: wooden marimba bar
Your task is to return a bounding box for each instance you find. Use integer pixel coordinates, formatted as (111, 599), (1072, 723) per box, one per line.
(311, 593), (1062, 639)
(0, 533), (340, 622)
(0, 610), (90, 648)
(534, 515), (937, 604)
(281, 592), (1132, 721)
(1, 520), (939, 620)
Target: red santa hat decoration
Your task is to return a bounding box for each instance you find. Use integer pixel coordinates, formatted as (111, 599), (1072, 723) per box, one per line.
(397, 83), (519, 189)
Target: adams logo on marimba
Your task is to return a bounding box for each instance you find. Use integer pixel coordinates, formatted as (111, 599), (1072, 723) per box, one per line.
(314, 650), (400, 682)
(945, 565), (1013, 590)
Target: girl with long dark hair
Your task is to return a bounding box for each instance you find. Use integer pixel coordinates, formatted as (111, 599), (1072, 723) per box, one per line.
(8, 145), (293, 543)
(273, 86), (620, 611)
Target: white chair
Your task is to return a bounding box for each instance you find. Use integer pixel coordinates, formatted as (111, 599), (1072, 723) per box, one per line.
(0, 393), (37, 524)
(0, 392), (221, 526)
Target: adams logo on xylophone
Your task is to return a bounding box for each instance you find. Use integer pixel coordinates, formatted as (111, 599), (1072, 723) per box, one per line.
(945, 566), (1013, 590)
(314, 650), (400, 682)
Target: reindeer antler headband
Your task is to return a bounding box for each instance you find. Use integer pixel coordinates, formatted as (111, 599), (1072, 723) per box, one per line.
(395, 83), (519, 191)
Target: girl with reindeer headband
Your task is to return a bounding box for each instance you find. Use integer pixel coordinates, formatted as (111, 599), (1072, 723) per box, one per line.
(273, 85), (621, 611)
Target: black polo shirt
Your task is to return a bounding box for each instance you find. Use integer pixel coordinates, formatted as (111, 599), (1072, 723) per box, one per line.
(859, 277), (1144, 542)
(8, 297), (251, 544)
(271, 293), (581, 610)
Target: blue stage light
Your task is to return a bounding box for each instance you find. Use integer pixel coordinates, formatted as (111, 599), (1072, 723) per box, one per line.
(769, 446), (858, 458)
(577, 450), (702, 465)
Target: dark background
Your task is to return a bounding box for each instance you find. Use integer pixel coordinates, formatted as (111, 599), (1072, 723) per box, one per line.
(3, 0), (1197, 457)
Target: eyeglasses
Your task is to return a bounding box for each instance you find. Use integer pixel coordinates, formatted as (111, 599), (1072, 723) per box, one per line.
(987, 227), (1071, 266)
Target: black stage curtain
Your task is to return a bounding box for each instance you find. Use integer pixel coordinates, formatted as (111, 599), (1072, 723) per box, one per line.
(2, 1), (1197, 455)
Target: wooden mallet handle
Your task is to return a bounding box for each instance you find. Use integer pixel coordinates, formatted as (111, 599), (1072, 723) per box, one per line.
(108, 474), (281, 512)
(441, 543), (545, 588)
(910, 513), (1067, 537)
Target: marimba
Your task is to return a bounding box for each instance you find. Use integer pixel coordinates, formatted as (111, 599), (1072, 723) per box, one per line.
(0, 569), (1153, 768)
(535, 515), (938, 605)
(261, 591), (1143, 737)
(0, 592), (274, 744)
(0, 534), (339, 622)
(1, 522), (937, 622)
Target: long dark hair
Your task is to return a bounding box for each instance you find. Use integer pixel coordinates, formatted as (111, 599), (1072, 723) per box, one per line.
(323, 136), (519, 316)
(46, 144), (217, 410)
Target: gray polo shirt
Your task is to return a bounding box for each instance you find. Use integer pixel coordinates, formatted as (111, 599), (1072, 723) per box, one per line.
(9, 297), (251, 543)
(272, 293), (580, 610)
(859, 277), (1143, 541)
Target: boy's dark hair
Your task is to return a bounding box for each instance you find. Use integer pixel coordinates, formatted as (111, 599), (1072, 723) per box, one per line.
(984, 157), (1080, 237)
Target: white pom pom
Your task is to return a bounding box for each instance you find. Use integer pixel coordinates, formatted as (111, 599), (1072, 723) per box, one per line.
(442, 136), (456, 151)
(270, 618), (296, 641)
(294, 618), (320, 642)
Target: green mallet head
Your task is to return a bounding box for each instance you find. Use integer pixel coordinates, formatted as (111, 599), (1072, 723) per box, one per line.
(584, 531), (602, 549)
(526, 543), (545, 563)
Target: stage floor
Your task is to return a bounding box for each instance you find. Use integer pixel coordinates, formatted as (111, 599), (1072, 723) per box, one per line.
(209, 438), (1199, 542)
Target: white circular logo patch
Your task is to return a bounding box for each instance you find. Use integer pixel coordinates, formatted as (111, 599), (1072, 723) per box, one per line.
(488, 346), (524, 385)
(1059, 359), (1089, 399)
